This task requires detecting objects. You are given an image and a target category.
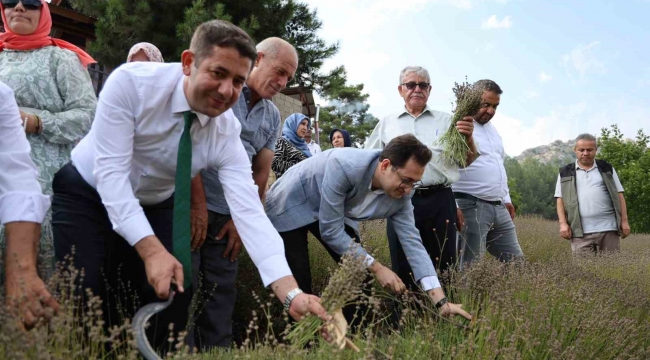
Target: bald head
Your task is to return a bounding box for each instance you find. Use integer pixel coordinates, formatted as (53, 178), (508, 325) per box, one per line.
(248, 37), (299, 99)
(256, 37), (298, 63)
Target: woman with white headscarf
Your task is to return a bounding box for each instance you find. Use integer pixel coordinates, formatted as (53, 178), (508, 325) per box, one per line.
(126, 42), (164, 63)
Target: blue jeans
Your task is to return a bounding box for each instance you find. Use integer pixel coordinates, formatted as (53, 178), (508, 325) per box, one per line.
(457, 197), (523, 268)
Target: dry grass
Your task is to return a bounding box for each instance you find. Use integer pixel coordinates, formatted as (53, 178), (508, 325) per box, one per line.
(2, 216), (649, 359)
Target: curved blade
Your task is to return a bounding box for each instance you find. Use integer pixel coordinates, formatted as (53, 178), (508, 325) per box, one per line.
(132, 291), (175, 360)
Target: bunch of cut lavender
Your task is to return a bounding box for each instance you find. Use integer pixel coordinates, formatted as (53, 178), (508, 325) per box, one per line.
(286, 245), (368, 350)
(436, 78), (482, 167)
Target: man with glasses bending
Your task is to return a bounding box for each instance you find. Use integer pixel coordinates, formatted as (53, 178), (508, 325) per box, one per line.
(365, 66), (479, 289)
(265, 134), (472, 321)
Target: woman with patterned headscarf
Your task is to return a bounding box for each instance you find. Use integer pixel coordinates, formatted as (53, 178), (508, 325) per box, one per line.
(126, 42), (164, 63)
(0, 0), (97, 279)
(271, 113), (312, 178)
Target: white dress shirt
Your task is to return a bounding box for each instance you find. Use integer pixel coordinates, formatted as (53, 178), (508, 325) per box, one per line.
(307, 140), (321, 155)
(365, 106), (471, 186)
(71, 62), (290, 286)
(452, 121), (512, 203)
(0, 82), (50, 225)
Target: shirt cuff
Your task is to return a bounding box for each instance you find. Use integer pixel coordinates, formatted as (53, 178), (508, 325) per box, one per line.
(0, 192), (50, 225)
(364, 254), (375, 267)
(420, 275), (441, 291)
(255, 253), (293, 287)
(504, 194), (512, 204)
(115, 211), (155, 246)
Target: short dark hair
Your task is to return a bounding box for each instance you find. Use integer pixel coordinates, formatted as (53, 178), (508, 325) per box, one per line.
(473, 79), (503, 94)
(380, 134), (432, 168)
(190, 20), (257, 67)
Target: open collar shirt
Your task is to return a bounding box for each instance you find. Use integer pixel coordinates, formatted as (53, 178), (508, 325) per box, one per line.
(365, 106), (472, 186)
(553, 160), (624, 234)
(201, 84), (281, 214)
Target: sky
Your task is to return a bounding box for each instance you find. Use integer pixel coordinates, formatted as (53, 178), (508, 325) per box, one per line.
(303, 0), (650, 156)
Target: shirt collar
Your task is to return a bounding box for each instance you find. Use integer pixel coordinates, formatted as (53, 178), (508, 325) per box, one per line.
(576, 159), (597, 171)
(170, 74), (211, 127)
(242, 85), (252, 105)
(367, 173), (385, 194)
(398, 105), (433, 119)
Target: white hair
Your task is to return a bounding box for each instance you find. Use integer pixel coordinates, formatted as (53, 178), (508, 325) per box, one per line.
(399, 66), (430, 85)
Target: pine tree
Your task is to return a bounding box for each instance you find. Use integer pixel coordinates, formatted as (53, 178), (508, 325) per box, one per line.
(283, 3), (339, 91)
(317, 67), (378, 148)
(68, 0), (294, 68)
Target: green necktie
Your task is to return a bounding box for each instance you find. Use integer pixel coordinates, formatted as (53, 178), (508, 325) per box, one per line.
(173, 111), (196, 289)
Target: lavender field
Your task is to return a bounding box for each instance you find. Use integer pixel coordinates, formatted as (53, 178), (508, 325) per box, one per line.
(2, 216), (649, 359)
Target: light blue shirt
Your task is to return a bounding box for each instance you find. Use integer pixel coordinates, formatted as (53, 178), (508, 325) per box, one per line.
(202, 86), (281, 214)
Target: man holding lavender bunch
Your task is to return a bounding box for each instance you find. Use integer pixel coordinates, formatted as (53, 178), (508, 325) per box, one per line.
(452, 80), (523, 268)
(365, 66), (480, 288)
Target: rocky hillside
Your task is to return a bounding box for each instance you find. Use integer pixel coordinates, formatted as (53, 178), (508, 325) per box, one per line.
(515, 139), (576, 165)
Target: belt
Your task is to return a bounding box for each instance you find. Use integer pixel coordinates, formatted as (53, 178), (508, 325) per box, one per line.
(454, 192), (502, 206)
(413, 184), (451, 197)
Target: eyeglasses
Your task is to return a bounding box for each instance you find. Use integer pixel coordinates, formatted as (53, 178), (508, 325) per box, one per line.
(401, 82), (430, 90)
(2, 0), (42, 11)
(392, 166), (424, 189)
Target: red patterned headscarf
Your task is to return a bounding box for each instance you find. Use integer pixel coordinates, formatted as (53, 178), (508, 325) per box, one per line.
(0, 0), (96, 66)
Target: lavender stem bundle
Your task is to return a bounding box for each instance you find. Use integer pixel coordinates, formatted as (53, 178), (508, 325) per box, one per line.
(286, 245), (368, 350)
(436, 78), (482, 168)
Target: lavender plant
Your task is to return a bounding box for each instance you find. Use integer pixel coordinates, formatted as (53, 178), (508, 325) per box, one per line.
(436, 77), (482, 167)
(285, 246), (368, 350)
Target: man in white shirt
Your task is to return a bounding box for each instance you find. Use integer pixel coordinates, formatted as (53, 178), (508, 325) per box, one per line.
(365, 66), (479, 288)
(305, 129), (321, 155)
(554, 133), (630, 254)
(452, 80), (523, 267)
(51, 20), (327, 350)
(1, 81), (57, 330)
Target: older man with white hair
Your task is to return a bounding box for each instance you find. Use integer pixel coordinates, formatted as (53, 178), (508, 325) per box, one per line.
(189, 36), (299, 350)
(365, 66), (479, 289)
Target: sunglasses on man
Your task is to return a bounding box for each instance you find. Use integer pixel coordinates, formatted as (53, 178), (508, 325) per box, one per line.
(1, 0), (42, 11)
(401, 82), (430, 90)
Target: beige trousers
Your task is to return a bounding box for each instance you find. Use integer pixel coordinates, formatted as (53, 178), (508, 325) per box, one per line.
(571, 231), (620, 254)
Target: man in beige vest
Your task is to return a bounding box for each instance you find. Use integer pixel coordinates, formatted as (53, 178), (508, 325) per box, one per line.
(554, 134), (631, 254)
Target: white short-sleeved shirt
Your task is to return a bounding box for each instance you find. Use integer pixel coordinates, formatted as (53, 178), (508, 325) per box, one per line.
(554, 161), (624, 234)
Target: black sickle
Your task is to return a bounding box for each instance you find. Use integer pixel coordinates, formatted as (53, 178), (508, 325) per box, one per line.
(132, 284), (177, 360)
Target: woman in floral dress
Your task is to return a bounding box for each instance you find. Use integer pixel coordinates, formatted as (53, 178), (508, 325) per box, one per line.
(0, 0), (97, 278)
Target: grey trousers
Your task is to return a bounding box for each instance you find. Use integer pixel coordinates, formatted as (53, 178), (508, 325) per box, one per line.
(571, 231), (620, 254)
(457, 197), (523, 268)
(190, 211), (238, 351)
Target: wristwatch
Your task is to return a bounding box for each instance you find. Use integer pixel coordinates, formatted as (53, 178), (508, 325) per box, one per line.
(435, 297), (448, 309)
(284, 288), (304, 311)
